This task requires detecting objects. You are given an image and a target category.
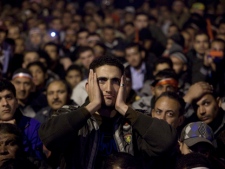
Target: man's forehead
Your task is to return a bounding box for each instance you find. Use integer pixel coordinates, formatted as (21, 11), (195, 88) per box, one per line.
(47, 82), (66, 90)
(197, 94), (215, 103)
(13, 77), (32, 83)
(0, 133), (16, 141)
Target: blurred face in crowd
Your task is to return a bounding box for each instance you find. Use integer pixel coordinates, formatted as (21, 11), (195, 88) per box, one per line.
(86, 20), (98, 33)
(170, 56), (187, 74)
(7, 26), (20, 40)
(0, 90), (18, 121)
(29, 31), (42, 46)
(93, 45), (105, 58)
(172, 1), (184, 14)
(51, 19), (62, 32)
(168, 25), (179, 37)
(123, 24), (135, 38)
(134, 14), (149, 30)
(44, 45), (58, 61)
(125, 46), (144, 68)
(28, 65), (46, 87)
(62, 12), (72, 28)
(218, 23), (225, 35)
(210, 41), (225, 52)
(152, 80), (177, 98)
(15, 38), (25, 54)
(0, 133), (20, 167)
(23, 52), (39, 68)
(12, 77), (33, 102)
(193, 34), (209, 55)
(47, 81), (69, 110)
(87, 35), (101, 47)
(79, 50), (95, 69)
(64, 29), (76, 44)
(181, 31), (192, 50)
(195, 94), (220, 124)
(152, 96), (183, 128)
(65, 69), (82, 89)
(103, 28), (115, 44)
(153, 63), (171, 76)
(0, 31), (6, 44)
(77, 31), (89, 46)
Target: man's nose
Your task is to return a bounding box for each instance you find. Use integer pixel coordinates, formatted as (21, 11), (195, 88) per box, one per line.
(106, 81), (112, 92)
(159, 113), (166, 120)
(19, 84), (25, 90)
(0, 145), (8, 155)
(198, 106), (206, 115)
(1, 98), (9, 106)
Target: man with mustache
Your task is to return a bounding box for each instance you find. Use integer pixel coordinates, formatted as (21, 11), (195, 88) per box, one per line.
(39, 57), (177, 169)
(35, 80), (76, 123)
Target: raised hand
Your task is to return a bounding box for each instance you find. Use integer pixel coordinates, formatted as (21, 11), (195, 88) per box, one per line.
(85, 69), (102, 114)
(183, 81), (213, 103)
(115, 75), (128, 116)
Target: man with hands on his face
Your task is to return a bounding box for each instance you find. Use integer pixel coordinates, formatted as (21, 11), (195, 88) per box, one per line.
(39, 57), (177, 169)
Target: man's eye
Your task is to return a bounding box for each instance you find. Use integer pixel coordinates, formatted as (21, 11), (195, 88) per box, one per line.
(98, 79), (106, 84)
(204, 102), (210, 106)
(112, 79), (120, 85)
(167, 112), (174, 117)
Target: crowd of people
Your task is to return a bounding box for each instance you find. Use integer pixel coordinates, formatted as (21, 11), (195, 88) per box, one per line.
(0, 0), (225, 168)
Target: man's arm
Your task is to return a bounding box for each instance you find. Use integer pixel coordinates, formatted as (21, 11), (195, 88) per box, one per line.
(125, 107), (177, 156)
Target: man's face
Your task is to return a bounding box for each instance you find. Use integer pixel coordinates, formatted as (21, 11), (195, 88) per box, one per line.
(47, 81), (68, 110)
(12, 78), (33, 101)
(196, 94), (220, 124)
(103, 29), (115, 44)
(7, 27), (20, 40)
(152, 83), (177, 98)
(44, 45), (58, 61)
(218, 23), (225, 34)
(65, 70), (82, 88)
(0, 90), (18, 121)
(0, 133), (20, 167)
(23, 52), (39, 68)
(152, 96), (182, 128)
(210, 41), (225, 52)
(77, 31), (89, 46)
(79, 50), (95, 69)
(153, 63), (171, 76)
(94, 65), (122, 107)
(134, 15), (148, 30)
(125, 47), (143, 68)
(170, 56), (186, 74)
(15, 39), (25, 54)
(29, 32), (41, 45)
(28, 65), (46, 87)
(193, 34), (209, 55)
(65, 29), (76, 44)
(123, 24), (135, 37)
(51, 19), (62, 31)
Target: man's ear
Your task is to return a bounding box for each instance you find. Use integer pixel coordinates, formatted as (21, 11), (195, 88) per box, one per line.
(183, 64), (187, 71)
(151, 86), (155, 96)
(217, 97), (222, 107)
(141, 50), (145, 59)
(178, 115), (184, 127)
(85, 82), (89, 93)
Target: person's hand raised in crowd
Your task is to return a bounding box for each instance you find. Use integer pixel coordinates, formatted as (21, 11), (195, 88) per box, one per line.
(115, 75), (128, 116)
(203, 51), (216, 71)
(183, 81), (213, 104)
(85, 69), (102, 114)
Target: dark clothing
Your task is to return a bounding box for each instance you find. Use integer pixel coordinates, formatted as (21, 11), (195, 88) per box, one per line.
(15, 110), (44, 160)
(39, 103), (177, 169)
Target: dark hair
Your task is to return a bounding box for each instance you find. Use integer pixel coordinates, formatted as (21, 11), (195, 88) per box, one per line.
(77, 28), (89, 35)
(87, 32), (100, 38)
(46, 79), (72, 96)
(0, 79), (16, 97)
(66, 64), (83, 77)
(123, 22), (134, 28)
(103, 25), (115, 31)
(103, 152), (139, 169)
(125, 42), (143, 53)
(43, 42), (60, 55)
(27, 61), (47, 74)
(153, 58), (173, 72)
(176, 153), (212, 169)
(0, 123), (22, 146)
(89, 56), (124, 74)
(155, 92), (185, 116)
(154, 69), (178, 81)
(135, 12), (149, 19)
(194, 31), (209, 41)
(76, 46), (94, 58)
